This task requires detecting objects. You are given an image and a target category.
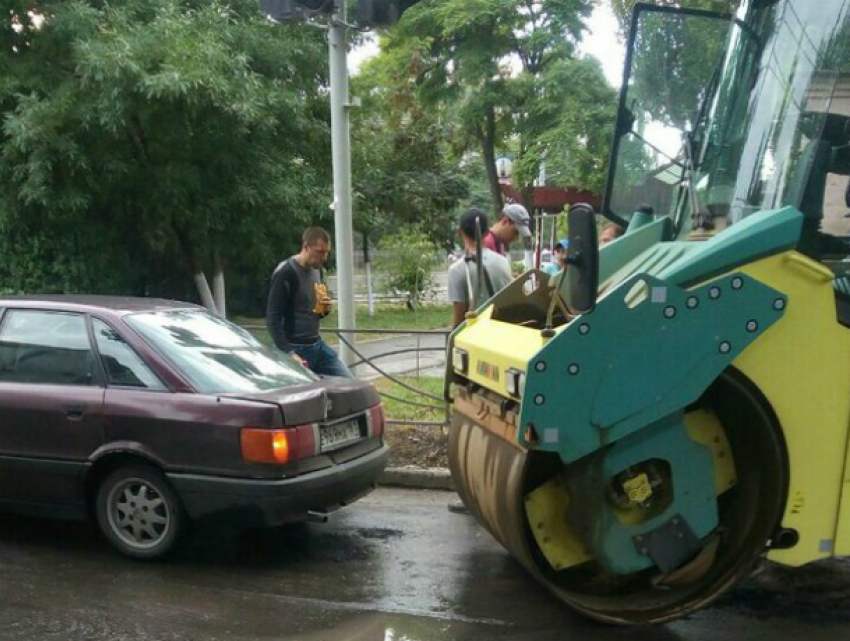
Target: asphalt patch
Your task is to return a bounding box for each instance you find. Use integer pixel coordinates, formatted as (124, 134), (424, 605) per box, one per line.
(357, 527), (404, 541)
(715, 558), (850, 623)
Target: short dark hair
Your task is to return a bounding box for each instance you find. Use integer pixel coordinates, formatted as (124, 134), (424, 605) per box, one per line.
(458, 208), (488, 240)
(303, 227), (330, 247)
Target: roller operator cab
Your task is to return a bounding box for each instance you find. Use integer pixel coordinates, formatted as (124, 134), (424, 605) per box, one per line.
(446, 0), (850, 624)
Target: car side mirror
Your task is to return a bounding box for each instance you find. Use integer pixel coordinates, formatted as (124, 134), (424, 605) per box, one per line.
(564, 204), (599, 314)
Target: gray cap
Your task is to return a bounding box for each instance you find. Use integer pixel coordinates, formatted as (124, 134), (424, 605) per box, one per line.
(502, 203), (532, 237)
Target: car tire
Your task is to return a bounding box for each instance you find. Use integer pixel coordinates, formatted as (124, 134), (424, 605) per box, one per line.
(95, 465), (188, 560)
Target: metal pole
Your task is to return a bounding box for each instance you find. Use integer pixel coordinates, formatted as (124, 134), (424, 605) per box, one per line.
(366, 260), (374, 317)
(329, 1), (356, 369)
(474, 216), (484, 306)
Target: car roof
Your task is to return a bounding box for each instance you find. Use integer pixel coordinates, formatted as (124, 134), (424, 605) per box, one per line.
(0, 295), (203, 317)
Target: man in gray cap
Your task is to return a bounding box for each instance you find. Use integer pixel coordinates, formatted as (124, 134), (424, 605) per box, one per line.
(484, 202), (532, 256)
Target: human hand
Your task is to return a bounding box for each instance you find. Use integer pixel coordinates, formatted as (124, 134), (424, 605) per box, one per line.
(290, 352), (308, 368)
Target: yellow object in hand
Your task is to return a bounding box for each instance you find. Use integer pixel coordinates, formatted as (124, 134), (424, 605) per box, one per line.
(313, 282), (332, 315)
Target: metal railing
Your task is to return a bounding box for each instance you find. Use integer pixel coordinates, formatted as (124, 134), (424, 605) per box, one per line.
(242, 323), (451, 428)
(329, 328), (450, 428)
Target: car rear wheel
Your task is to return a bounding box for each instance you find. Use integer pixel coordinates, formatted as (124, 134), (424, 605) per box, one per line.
(96, 465), (187, 560)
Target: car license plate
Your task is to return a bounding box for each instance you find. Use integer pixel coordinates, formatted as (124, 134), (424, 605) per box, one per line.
(319, 419), (361, 452)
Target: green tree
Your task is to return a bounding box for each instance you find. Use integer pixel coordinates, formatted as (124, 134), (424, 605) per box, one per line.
(514, 56), (617, 195)
(374, 0), (611, 215)
(352, 57), (469, 251)
(375, 228), (440, 308)
(0, 0), (332, 314)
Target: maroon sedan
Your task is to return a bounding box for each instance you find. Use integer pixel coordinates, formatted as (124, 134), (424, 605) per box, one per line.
(0, 296), (388, 559)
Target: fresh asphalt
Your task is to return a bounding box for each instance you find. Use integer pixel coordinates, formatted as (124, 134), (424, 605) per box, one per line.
(2, 488), (850, 640)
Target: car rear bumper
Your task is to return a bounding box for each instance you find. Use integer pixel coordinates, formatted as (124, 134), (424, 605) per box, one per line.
(167, 443), (389, 527)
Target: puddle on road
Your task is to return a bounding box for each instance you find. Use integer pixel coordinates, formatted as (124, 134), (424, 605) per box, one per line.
(287, 612), (532, 641)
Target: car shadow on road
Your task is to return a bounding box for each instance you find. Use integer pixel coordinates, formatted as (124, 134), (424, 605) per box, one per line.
(180, 520), (379, 567)
(0, 513), (108, 556)
(0, 512), (377, 570)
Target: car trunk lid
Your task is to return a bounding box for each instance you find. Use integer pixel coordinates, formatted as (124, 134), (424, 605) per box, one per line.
(222, 376), (380, 426)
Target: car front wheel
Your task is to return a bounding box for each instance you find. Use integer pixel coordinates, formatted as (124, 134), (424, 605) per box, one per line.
(96, 465), (187, 560)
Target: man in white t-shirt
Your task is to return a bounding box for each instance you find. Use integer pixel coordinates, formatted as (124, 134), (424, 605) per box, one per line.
(447, 208), (513, 328)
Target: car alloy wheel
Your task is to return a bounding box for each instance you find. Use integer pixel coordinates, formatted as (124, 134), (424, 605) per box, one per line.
(96, 465), (186, 560)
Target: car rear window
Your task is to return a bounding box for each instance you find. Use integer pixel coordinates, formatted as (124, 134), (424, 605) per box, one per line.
(126, 310), (316, 394)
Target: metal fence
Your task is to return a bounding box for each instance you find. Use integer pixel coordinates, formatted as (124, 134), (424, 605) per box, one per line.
(329, 328), (450, 428)
(242, 323), (451, 429)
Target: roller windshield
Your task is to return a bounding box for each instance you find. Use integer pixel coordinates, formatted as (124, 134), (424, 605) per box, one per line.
(606, 0), (850, 255)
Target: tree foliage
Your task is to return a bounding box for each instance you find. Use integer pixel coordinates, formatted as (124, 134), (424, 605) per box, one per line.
(352, 57), (469, 251)
(0, 0), (332, 311)
(514, 55), (616, 194)
(373, 0), (616, 214)
(374, 228), (440, 307)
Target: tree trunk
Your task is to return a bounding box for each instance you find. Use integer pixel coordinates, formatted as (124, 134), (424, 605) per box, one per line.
(519, 139), (536, 214)
(173, 220), (218, 314)
(481, 104), (503, 216)
(213, 252), (226, 318)
(194, 272), (218, 313)
(521, 185), (535, 215)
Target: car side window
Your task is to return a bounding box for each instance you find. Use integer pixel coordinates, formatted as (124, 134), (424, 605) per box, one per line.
(0, 310), (95, 386)
(92, 319), (166, 391)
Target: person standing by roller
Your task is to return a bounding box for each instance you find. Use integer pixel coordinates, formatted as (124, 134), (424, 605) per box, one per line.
(447, 208), (513, 329)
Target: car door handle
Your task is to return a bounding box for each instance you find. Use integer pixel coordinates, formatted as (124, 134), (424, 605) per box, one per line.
(64, 404), (86, 420)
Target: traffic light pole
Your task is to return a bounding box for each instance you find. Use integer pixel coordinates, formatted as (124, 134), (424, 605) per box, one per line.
(329, 0), (356, 370)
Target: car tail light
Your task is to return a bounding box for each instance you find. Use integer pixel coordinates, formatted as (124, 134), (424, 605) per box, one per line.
(366, 404), (385, 438)
(240, 424), (317, 464)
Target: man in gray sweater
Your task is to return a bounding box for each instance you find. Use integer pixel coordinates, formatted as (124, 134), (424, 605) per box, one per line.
(266, 227), (352, 377)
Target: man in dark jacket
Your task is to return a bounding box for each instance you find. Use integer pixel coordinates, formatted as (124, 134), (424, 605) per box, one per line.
(266, 227), (352, 377)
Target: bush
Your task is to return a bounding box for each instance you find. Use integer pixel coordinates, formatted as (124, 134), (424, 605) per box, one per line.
(376, 229), (440, 309)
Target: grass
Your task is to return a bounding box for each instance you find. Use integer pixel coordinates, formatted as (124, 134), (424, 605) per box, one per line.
(373, 375), (447, 423)
(237, 302), (451, 346)
(378, 375), (449, 468)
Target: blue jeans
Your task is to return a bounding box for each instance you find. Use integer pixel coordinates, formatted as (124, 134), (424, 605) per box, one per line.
(292, 339), (353, 378)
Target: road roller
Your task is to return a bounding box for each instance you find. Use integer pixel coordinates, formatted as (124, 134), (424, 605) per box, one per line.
(446, 0), (850, 624)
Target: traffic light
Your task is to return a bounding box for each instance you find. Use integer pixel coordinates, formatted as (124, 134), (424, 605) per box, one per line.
(259, 0), (334, 21)
(355, 0), (423, 27)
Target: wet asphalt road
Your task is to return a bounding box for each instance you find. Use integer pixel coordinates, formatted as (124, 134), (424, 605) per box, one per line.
(2, 488), (850, 641)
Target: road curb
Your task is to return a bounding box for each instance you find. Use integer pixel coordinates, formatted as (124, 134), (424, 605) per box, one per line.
(379, 466), (456, 491)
